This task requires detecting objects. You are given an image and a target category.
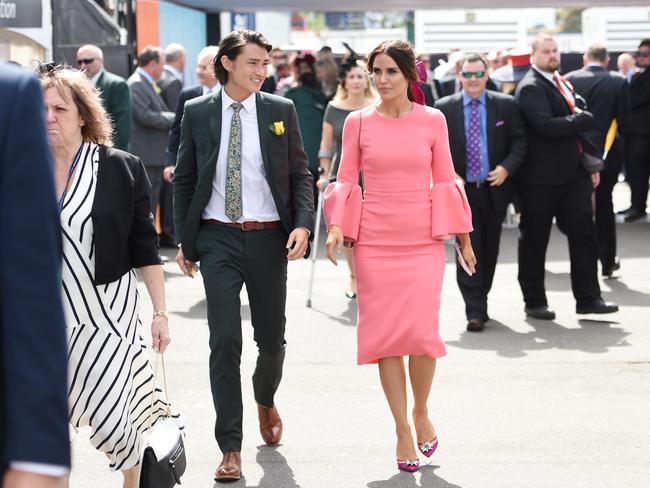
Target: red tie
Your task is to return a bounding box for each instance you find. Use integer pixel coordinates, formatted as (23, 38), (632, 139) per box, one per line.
(553, 73), (582, 153)
(553, 74), (575, 112)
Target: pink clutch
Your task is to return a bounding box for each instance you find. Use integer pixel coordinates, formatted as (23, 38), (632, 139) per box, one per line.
(323, 182), (363, 243)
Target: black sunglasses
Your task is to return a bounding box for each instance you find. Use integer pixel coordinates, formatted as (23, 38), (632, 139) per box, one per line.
(636, 51), (650, 58)
(77, 58), (96, 65)
(461, 70), (486, 79)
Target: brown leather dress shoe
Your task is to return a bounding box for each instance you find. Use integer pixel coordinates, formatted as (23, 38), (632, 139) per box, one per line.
(214, 451), (241, 482)
(257, 403), (283, 445)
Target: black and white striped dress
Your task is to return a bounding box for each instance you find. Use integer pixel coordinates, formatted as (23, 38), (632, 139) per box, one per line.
(61, 141), (168, 471)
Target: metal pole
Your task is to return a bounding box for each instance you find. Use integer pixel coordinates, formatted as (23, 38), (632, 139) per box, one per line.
(306, 190), (324, 308)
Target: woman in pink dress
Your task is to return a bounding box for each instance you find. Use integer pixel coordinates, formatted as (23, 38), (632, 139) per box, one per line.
(324, 40), (476, 472)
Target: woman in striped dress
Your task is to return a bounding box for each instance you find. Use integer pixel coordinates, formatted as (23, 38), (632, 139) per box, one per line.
(41, 66), (172, 487)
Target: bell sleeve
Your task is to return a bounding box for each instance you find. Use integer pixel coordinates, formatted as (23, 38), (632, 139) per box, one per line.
(323, 112), (363, 242)
(430, 110), (473, 240)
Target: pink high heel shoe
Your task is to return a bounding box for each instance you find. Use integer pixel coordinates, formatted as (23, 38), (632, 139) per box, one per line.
(417, 437), (439, 458)
(397, 459), (420, 472)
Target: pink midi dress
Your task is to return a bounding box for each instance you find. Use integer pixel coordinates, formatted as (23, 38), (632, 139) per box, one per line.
(324, 103), (473, 364)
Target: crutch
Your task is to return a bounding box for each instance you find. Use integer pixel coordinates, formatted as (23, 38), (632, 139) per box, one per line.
(306, 189), (324, 308)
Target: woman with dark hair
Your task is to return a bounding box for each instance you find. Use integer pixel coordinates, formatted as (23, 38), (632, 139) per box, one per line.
(41, 67), (175, 487)
(318, 58), (377, 298)
(285, 56), (328, 203)
(324, 40), (476, 472)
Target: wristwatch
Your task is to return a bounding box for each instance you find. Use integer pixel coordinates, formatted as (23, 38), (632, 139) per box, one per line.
(153, 310), (169, 320)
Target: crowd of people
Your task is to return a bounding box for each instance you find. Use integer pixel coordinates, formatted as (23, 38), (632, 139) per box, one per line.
(1, 28), (649, 487)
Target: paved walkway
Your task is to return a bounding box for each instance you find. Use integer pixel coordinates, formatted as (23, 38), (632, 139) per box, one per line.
(70, 185), (650, 488)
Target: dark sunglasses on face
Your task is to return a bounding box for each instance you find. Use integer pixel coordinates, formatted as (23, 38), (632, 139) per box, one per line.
(461, 70), (486, 79)
(637, 51), (650, 58)
(77, 58), (95, 65)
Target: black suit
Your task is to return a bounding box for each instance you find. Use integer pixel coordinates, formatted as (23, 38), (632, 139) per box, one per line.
(566, 65), (630, 270)
(626, 68), (650, 213)
(0, 62), (70, 472)
(173, 90), (314, 453)
(515, 68), (602, 308)
(436, 91), (526, 320)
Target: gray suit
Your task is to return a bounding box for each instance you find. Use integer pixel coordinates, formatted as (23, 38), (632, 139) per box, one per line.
(127, 71), (175, 207)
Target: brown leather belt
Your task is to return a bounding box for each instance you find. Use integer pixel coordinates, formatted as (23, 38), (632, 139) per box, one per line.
(202, 219), (282, 231)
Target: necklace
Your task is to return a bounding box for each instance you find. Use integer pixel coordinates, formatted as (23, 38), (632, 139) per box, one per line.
(58, 143), (84, 214)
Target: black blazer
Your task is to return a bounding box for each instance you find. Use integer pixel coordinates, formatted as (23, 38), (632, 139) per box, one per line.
(435, 91), (526, 212)
(165, 84), (203, 166)
(628, 68), (650, 136)
(515, 68), (597, 185)
(173, 90), (315, 262)
(92, 146), (161, 285)
(565, 65), (630, 172)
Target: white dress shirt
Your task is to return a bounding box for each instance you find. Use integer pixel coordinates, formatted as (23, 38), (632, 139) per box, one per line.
(10, 461), (69, 477)
(532, 64), (575, 105)
(90, 69), (103, 86)
(203, 82), (221, 96)
(202, 89), (280, 223)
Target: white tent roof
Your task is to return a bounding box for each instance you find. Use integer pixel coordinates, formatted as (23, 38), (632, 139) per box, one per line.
(169, 1), (647, 12)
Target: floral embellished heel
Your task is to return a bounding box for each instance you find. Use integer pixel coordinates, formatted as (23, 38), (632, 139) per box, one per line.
(417, 437), (439, 458)
(397, 459), (420, 472)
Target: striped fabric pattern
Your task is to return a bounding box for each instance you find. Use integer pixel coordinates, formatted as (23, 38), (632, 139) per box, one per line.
(61, 142), (170, 471)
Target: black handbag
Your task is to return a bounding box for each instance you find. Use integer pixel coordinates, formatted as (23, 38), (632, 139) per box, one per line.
(139, 354), (186, 488)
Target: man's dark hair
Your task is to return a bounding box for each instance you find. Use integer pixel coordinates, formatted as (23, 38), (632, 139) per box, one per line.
(214, 30), (272, 85)
(459, 52), (488, 71)
(319, 46), (333, 53)
(639, 39), (650, 50)
(137, 46), (163, 68)
(585, 43), (608, 63)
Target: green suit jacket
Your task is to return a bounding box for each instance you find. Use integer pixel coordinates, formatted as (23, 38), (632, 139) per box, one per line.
(96, 70), (132, 151)
(173, 90), (315, 262)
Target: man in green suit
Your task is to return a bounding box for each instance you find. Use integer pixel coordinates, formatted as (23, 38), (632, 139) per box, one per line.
(77, 44), (132, 150)
(173, 30), (314, 483)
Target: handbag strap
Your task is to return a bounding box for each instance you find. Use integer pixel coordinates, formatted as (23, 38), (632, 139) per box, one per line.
(148, 353), (172, 432)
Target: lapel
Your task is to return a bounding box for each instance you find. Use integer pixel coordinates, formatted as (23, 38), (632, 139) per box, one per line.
(533, 69), (569, 112)
(207, 90), (222, 149)
(486, 91), (497, 167)
(255, 92), (272, 175)
(452, 93), (466, 148)
(139, 72), (167, 111)
(96, 70), (106, 89)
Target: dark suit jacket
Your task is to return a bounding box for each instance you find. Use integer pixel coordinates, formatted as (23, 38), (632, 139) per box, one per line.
(92, 146), (161, 285)
(159, 68), (183, 117)
(127, 71), (175, 167)
(435, 91), (526, 212)
(515, 68), (596, 185)
(96, 69), (132, 151)
(0, 62), (70, 470)
(173, 90), (315, 262)
(565, 65), (630, 172)
(165, 84), (203, 166)
(628, 68), (650, 136)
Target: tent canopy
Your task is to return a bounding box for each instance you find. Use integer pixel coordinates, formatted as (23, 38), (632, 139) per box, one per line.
(168, 0), (643, 12)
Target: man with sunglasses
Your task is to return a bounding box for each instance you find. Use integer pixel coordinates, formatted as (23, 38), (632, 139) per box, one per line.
(621, 39), (650, 222)
(436, 53), (526, 332)
(514, 34), (618, 320)
(76, 44), (132, 150)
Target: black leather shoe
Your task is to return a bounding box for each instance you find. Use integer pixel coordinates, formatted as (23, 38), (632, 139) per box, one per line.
(602, 259), (620, 277)
(616, 206), (633, 216)
(624, 210), (647, 222)
(525, 306), (556, 320)
(576, 298), (619, 314)
(466, 318), (485, 332)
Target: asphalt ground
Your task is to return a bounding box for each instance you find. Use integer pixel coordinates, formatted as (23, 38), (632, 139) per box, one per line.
(70, 183), (650, 488)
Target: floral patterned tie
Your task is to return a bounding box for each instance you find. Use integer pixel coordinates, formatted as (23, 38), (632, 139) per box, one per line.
(466, 99), (482, 180)
(225, 102), (243, 221)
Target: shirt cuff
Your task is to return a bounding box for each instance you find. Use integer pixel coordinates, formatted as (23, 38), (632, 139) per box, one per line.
(10, 462), (70, 477)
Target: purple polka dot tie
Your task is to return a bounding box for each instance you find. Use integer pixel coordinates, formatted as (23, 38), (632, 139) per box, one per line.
(467, 99), (482, 179)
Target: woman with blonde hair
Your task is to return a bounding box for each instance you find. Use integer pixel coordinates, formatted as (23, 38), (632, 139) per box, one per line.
(40, 65), (175, 487)
(317, 58), (377, 298)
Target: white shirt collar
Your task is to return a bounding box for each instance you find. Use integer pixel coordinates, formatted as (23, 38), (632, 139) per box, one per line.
(90, 69), (104, 86)
(164, 64), (183, 81)
(203, 82), (221, 95)
(221, 88), (256, 114)
(532, 64), (556, 83)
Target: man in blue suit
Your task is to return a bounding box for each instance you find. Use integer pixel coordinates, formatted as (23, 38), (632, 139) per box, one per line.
(0, 62), (70, 487)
